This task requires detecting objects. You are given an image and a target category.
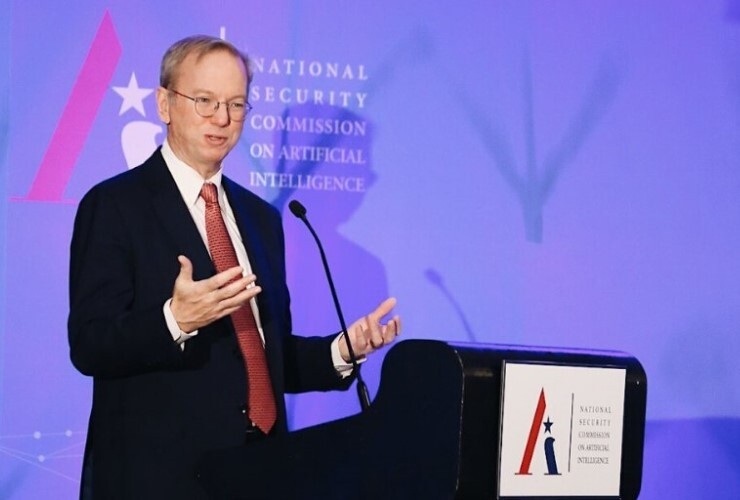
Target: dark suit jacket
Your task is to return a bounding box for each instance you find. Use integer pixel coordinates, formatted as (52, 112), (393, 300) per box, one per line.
(68, 149), (351, 499)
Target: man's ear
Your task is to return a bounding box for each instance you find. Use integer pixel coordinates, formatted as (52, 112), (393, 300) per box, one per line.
(156, 87), (171, 124)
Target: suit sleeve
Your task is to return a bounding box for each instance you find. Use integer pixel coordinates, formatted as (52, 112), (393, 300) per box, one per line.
(68, 185), (184, 378)
(282, 335), (354, 393)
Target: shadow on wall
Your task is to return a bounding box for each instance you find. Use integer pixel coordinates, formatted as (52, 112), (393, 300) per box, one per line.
(263, 104), (389, 430)
(456, 52), (621, 243)
(425, 268), (478, 343)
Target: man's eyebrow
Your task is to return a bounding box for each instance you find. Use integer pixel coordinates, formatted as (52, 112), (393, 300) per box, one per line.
(190, 88), (247, 100)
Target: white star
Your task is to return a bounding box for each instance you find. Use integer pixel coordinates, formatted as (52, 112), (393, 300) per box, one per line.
(113, 73), (154, 116)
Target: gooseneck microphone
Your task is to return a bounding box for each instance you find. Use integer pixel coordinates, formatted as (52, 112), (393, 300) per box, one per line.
(288, 199), (371, 411)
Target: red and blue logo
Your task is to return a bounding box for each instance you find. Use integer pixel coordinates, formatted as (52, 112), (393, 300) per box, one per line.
(516, 388), (562, 476)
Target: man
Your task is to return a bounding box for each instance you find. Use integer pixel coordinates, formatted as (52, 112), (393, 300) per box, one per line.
(68, 35), (400, 499)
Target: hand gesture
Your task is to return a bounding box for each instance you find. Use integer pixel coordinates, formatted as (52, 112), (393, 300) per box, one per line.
(339, 297), (401, 362)
(170, 255), (260, 333)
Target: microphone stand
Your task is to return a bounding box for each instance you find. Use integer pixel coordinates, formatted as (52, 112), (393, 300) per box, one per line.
(289, 200), (371, 411)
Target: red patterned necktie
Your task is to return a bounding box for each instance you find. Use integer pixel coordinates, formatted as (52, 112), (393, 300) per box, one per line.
(200, 182), (276, 433)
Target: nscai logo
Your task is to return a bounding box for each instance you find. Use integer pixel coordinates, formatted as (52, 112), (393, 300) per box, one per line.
(21, 11), (162, 204)
(515, 388), (563, 477)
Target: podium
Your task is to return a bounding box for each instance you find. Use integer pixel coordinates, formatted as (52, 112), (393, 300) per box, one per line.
(197, 340), (646, 499)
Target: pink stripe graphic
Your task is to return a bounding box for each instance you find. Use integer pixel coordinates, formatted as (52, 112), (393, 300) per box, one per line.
(25, 11), (121, 202)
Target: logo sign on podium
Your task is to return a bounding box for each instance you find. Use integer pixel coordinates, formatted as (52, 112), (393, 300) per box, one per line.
(498, 362), (626, 498)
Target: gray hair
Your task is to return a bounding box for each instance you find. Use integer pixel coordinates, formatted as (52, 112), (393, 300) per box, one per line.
(160, 35), (252, 90)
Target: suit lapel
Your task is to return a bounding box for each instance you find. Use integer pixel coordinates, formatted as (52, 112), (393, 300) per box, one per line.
(141, 150), (215, 281)
(221, 177), (272, 292)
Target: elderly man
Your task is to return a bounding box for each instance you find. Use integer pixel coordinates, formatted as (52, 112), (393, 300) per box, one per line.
(68, 35), (400, 499)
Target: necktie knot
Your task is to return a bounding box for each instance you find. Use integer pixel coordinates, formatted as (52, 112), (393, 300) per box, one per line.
(200, 182), (219, 205)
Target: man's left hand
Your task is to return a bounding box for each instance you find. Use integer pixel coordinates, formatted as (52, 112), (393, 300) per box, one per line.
(339, 297), (401, 363)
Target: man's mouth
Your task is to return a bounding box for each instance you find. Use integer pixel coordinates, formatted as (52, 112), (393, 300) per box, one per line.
(205, 134), (228, 145)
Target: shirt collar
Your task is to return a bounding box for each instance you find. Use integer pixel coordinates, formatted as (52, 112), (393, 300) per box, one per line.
(161, 138), (224, 206)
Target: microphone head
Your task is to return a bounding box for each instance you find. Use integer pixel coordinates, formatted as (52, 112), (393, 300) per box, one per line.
(288, 200), (307, 219)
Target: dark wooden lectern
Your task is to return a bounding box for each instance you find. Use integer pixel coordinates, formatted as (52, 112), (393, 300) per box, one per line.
(197, 340), (646, 499)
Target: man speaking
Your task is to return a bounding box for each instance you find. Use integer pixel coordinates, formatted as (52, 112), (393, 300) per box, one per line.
(68, 35), (400, 499)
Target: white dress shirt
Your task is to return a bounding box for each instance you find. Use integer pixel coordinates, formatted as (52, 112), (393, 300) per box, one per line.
(159, 139), (353, 374)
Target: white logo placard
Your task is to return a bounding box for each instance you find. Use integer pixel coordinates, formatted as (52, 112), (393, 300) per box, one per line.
(498, 362), (626, 498)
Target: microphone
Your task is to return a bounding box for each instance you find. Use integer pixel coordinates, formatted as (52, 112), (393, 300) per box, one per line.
(288, 199), (371, 411)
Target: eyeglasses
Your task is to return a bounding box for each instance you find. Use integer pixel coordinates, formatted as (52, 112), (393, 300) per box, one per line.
(168, 89), (252, 121)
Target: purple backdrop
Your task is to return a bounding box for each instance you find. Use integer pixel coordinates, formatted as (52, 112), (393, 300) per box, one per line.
(2, 1), (739, 498)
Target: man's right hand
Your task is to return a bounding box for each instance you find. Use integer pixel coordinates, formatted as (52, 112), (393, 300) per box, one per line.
(170, 255), (260, 333)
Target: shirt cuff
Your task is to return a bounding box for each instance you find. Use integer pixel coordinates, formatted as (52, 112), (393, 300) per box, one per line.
(331, 333), (365, 379)
(163, 298), (199, 350)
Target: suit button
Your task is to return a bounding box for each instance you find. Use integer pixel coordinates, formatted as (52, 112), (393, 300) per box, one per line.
(239, 404), (247, 415)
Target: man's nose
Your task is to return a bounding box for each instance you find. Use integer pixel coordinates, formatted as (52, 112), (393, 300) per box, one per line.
(210, 103), (231, 125)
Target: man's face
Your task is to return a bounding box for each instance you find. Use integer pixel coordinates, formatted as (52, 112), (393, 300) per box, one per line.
(156, 49), (248, 177)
